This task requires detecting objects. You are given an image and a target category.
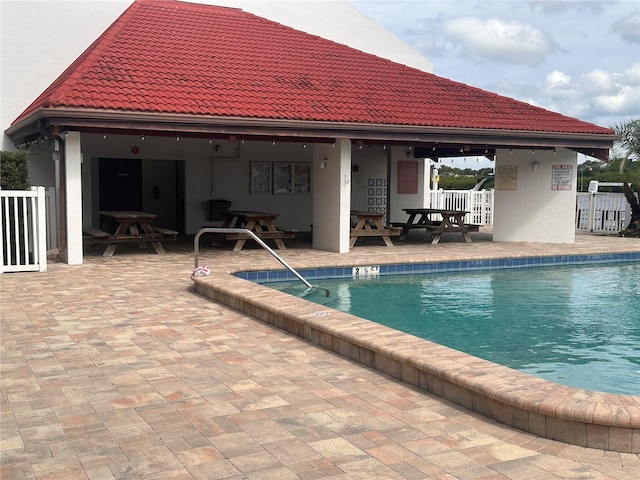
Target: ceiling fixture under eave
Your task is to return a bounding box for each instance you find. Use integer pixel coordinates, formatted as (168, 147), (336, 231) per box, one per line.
(414, 145), (496, 160)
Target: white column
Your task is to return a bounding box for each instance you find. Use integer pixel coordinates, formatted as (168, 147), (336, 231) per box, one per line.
(493, 148), (577, 243)
(312, 139), (351, 252)
(59, 131), (84, 264)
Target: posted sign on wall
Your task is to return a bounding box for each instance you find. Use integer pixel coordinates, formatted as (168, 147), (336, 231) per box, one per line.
(496, 165), (518, 190)
(397, 161), (419, 194)
(552, 165), (573, 191)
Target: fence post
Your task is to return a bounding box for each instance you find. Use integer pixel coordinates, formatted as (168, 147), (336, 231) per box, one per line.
(33, 186), (47, 272)
(587, 193), (596, 232)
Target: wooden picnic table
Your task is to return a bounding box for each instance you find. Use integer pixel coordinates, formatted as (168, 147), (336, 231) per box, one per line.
(393, 208), (478, 244)
(350, 211), (401, 247)
(214, 210), (295, 251)
(83, 211), (177, 256)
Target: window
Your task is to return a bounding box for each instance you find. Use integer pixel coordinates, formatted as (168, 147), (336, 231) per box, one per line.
(293, 163), (311, 194)
(273, 163), (292, 193)
(250, 162), (271, 194)
(251, 162), (311, 195)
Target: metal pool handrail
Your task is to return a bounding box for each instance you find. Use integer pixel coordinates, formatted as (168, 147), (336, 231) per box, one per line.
(193, 228), (329, 296)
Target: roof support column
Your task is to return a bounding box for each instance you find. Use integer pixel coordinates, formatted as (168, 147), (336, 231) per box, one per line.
(493, 147), (577, 243)
(58, 131), (84, 264)
(312, 139), (351, 252)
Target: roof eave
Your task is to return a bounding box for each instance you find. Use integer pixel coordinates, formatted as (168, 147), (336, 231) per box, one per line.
(6, 108), (617, 152)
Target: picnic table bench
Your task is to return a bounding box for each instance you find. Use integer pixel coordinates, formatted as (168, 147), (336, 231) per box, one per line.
(393, 208), (479, 244)
(350, 211), (402, 247)
(210, 210), (295, 251)
(84, 211), (177, 256)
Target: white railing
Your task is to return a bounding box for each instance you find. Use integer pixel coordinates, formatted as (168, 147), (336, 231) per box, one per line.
(1, 187), (48, 273)
(429, 189), (494, 225)
(576, 192), (632, 234)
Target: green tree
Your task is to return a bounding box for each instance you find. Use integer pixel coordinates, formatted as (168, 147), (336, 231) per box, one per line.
(435, 165), (494, 190)
(610, 118), (640, 236)
(611, 118), (640, 173)
(1, 150), (31, 264)
(1, 150), (30, 190)
(576, 120), (640, 192)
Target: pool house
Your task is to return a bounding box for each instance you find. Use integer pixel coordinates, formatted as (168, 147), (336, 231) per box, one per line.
(3, 0), (618, 265)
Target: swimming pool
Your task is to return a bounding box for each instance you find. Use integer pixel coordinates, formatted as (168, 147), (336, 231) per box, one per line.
(261, 261), (640, 395)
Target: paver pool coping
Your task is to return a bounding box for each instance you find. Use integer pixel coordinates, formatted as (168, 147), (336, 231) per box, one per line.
(193, 253), (640, 454)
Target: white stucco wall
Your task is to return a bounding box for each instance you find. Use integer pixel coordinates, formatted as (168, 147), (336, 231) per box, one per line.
(209, 140), (314, 232)
(1, 1), (130, 152)
(60, 131), (84, 265)
(349, 145), (389, 212)
(312, 139), (352, 252)
(388, 150), (430, 223)
(492, 148), (577, 243)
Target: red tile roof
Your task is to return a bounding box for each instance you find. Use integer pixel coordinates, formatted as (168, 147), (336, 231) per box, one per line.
(12, 0), (612, 136)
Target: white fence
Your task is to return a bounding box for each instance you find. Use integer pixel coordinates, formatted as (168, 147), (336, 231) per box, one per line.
(1, 187), (48, 272)
(576, 192), (632, 234)
(429, 189), (494, 225)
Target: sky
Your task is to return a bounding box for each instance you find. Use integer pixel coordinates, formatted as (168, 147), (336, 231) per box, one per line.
(349, 0), (640, 169)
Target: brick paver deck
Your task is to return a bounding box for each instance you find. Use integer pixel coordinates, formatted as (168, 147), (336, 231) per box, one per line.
(2, 230), (639, 479)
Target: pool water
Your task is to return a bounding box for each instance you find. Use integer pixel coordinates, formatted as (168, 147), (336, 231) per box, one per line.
(269, 262), (640, 395)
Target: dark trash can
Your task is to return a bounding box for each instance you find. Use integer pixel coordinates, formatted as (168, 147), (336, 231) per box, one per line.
(209, 199), (231, 221)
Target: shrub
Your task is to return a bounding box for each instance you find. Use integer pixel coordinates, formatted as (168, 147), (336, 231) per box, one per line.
(1, 150), (30, 190)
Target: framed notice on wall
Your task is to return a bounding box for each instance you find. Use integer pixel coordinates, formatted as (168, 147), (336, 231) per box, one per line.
(496, 165), (518, 190)
(397, 161), (419, 194)
(551, 164), (573, 190)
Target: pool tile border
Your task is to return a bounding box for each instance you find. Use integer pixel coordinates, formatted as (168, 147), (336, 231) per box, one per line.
(194, 252), (640, 453)
(236, 251), (640, 283)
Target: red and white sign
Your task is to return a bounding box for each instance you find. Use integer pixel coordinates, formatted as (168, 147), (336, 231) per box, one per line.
(552, 164), (573, 190)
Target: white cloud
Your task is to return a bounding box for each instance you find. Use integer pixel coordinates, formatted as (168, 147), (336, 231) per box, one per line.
(543, 70), (572, 90)
(351, 0), (637, 130)
(594, 85), (640, 115)
(526, 1), (607, 15)
(493, 65), (640, 126)
(611, 11), (640, 44)
(624, 62), (640, 86)
(442, 17), (557, 66)
(582, 69), (616, 93)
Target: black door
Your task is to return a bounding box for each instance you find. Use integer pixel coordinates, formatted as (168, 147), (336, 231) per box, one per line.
(99, 158), (142, 211)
